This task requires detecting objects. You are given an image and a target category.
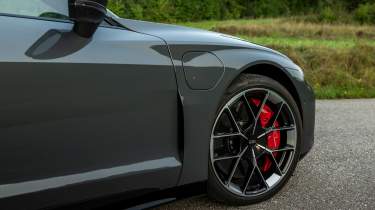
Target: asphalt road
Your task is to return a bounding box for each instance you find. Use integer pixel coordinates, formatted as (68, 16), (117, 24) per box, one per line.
(156, 99), (375, 210)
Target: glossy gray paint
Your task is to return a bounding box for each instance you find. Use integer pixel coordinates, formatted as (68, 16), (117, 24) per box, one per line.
(0, 15), (315, 209)
(0, 16), (181, 209)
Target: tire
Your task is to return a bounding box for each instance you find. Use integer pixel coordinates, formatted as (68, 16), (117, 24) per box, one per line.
(208, 74), (302, 205)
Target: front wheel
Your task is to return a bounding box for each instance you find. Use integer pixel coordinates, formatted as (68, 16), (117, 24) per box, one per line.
(208, 74), (302, 205)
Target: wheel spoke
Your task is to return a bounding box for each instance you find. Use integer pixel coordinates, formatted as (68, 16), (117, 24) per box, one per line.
(252, 91), (270, 134)
(274, 145), (295, 152)
(242, 94), (256, 120)
(255, 165), (268, 189)
(226, 107), (242, 133)
(214, 155), (240, 162)
(214, 142), (250, 162)
(276, 126), (296, 132)
(242, 166), (256, 194)
(268, 152), (283, 175)
(257, 143), (295, 153)
(256, 144), (271, 153)
(255, 149), (267, 160)
(213, 133), (242, 139)
(225, 107), (249, 140)
(227, 146), (248, 185)
(257, 125), (296, 139)
(256, 144), (295, 175)
(268, 102), (284, 128)
(251, 148), (269, 189)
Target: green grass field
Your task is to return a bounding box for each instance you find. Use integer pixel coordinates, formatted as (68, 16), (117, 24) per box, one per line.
(179, 18), (375, 99)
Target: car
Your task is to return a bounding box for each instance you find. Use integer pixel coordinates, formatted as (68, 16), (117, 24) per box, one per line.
(0, 0), (315, 209)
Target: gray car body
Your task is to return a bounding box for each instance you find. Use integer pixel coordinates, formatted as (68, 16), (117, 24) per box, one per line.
(0, 14), (315, 210)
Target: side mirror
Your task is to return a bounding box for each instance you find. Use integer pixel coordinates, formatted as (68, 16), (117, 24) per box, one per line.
(69, 0), (108, 38)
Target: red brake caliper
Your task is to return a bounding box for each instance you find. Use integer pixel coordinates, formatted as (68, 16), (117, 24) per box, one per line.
(251, 99), (281, 172)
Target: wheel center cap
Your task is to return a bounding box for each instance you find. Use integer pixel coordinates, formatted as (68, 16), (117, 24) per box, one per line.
(248, 139), (257, 145)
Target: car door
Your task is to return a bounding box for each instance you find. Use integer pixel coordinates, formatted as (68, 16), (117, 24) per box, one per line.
(0, 1), (180, 209)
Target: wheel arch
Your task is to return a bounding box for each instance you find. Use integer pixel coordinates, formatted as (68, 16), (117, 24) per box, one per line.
(237, 62), (303, 123)
(175, 48), (312, 186)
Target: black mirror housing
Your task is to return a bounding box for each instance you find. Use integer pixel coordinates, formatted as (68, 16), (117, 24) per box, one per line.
(70, 0), (108, 38)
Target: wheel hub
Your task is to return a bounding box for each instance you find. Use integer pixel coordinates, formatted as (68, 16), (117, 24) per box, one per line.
(248, 139), (257, 146)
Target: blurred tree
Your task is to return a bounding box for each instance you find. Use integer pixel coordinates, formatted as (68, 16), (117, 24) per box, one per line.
(107, 0), (375, 23)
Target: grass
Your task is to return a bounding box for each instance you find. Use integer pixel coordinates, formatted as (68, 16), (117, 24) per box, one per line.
(180, 18), (375, 40)
(315, 86), (375, 99)
(179, 18), (375, 99)
(239, 36), (375, 48)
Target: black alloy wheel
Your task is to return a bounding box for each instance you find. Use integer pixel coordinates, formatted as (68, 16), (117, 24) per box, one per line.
(208, 74), (302, 205)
